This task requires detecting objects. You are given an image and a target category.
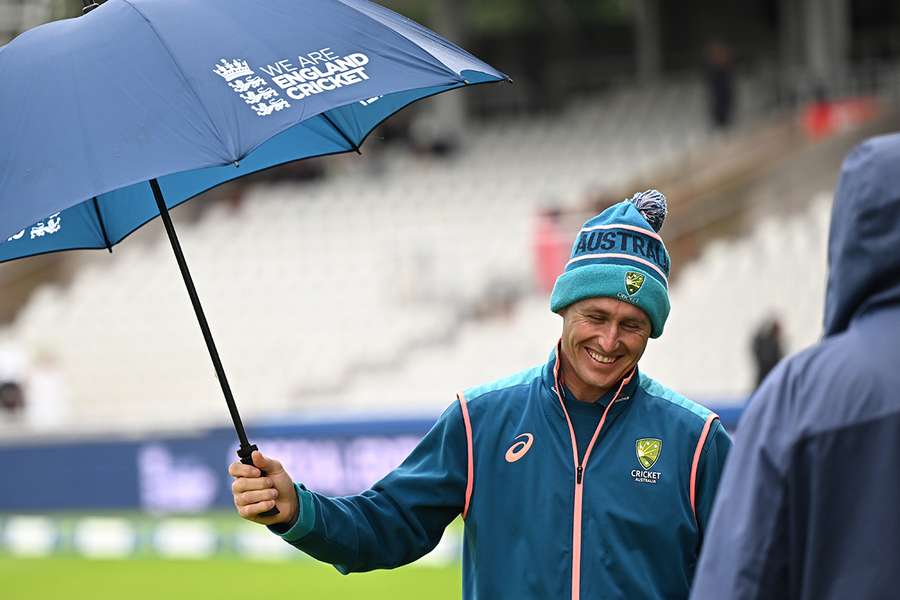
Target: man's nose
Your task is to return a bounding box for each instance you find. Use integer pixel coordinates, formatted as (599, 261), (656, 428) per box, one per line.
(596, 325), (620, 354)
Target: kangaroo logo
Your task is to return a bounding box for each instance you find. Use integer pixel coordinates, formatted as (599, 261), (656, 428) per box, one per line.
(505, 433), (534, 463)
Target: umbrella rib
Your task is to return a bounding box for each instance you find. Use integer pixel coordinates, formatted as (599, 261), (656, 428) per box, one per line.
(91, 197), (113, 253)
(320, 112), (362, 155)
(119, 0), (230, 156)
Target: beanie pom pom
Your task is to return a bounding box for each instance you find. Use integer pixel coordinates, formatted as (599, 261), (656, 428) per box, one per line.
(628, 189), (667, 232)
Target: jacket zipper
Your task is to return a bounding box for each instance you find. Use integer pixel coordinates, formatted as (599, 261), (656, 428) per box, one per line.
(553, 351), (634, 600)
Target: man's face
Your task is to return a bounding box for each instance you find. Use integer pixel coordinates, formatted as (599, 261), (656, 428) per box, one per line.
(560, 297), (652, 401)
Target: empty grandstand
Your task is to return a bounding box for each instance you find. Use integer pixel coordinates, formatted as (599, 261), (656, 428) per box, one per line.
(3, 67), (900, 435)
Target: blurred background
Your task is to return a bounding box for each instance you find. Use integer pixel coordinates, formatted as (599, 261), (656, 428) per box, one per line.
(2, 0), (900, 598)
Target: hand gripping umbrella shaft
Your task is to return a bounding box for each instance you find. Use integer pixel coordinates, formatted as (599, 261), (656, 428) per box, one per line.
(150, 179), (279, 517)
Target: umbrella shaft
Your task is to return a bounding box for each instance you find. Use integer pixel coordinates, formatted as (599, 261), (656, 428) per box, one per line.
(149, 178), (251, 449)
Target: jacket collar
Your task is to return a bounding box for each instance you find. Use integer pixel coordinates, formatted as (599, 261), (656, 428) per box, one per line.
(541, 341), (641, 408)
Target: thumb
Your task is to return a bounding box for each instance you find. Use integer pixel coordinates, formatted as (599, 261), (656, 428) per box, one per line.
(252, 450), (283, 474)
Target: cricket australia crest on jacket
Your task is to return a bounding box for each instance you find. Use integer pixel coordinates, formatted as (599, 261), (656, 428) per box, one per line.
(633, 437), (663, 483)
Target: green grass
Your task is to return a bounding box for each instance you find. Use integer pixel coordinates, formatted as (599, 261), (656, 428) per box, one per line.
(0, 556), (461, 600)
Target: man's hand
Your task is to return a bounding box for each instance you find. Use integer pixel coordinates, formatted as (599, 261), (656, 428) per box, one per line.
(228, 450), (298, 526)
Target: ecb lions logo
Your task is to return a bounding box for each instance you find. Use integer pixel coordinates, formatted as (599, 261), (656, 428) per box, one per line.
(212, 48), (373, 118)
(625, 271), (645, 295)
(632, 438), (662, 484)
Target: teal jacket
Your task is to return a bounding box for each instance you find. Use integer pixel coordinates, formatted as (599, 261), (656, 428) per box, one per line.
(272, 347), (731, 599)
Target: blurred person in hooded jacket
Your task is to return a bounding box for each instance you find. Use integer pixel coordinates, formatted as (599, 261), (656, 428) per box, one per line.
(690, 132), (900, 600)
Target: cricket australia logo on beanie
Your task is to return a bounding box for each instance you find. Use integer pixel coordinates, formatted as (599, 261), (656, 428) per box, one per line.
(624, 271), (645, 296)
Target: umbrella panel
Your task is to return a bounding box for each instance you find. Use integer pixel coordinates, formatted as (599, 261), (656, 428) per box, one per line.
(0, 74), (495, 262)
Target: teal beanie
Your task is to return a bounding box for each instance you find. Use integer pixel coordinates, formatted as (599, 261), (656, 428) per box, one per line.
(550, 190), (671, 338)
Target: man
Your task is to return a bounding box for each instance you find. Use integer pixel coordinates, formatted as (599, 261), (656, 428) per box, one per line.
(230, 190), (731, 599)
(750, 316), (783, 388)
(689, 133), (900, 600)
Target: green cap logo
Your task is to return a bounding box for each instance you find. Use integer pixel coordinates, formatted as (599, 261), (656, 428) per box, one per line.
(636, 438), (662, 470)
(625, 271), (645, 295)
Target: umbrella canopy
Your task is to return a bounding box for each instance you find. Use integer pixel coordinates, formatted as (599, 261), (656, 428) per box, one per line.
(0, 0), (507, 497)
(0, 0), (507, 258)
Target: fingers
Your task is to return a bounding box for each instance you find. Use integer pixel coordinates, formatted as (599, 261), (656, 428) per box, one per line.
(236, 498), (278, 519)
(228, 451), (284, 477)
(229, 451), (292, 524)
(228, 461), (261, 478)
(252, 450), (284, 475)
(233, 482), (279, 521)
(236, 488), (279, 507)
(231, 476), (274, 494)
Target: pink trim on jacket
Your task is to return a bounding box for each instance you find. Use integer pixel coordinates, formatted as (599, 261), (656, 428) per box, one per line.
(552, 343), (635, 600)
(457, 392), (475, 520)
(690, 413), (718, 522)
(553, 351), (580, 468)
(580, 370), (635, 469)
(572, 482), (585, 599)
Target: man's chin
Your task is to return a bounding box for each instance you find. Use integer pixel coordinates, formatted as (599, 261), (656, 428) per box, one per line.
(585, 364), (633, 390)
(589, 377), (620, 392)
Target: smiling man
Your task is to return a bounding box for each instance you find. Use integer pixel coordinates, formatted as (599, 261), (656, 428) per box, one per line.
(229, 190), (731, 599)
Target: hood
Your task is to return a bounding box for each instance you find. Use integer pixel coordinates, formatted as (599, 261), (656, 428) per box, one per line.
(824, 132), (900, 336)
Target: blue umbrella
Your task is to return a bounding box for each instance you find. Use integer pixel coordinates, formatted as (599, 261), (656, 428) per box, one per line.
(0, 0), (507, 507)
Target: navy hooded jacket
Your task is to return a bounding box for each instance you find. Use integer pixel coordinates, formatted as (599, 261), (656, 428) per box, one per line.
(690, 132), (900, 600)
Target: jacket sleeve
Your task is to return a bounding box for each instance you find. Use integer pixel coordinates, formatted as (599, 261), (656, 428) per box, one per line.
(689, 370), (792, 600)
(694, 419), (732, 540)
(271, 400), (468, 573)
